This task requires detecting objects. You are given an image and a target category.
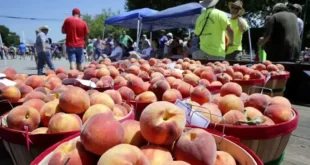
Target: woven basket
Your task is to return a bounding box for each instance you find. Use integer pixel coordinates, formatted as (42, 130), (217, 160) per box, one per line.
(263, 72), (290, 97)
(232, 79), (265, 94)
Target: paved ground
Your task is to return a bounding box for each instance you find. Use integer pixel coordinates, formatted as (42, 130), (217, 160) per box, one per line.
(0, 58), (309, 165)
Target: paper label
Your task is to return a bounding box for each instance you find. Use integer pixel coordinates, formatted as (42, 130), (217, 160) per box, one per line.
(167, 62), (176, 69)
(174, 69), (184, 74)
(0, 78), (16, 86)
(264, 72), (271, 84)
(75, 79), (96, 88)
(0, 73), (6, 78)
(175, 100), (192, 122)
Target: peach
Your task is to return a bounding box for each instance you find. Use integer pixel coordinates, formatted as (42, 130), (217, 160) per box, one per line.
(55, 67), (67, 74)
(23, 99), (45, 111)
(212, 93), (222, 105)
(140, 63), (151, 72)
(239, 65), (250, 75)
(173, 128), (216, 165)
(82, 104), (112, 123)
(45, 70), (56, 76)
(25, 75), (45, 89)
(138, 71), (150, 81)
(256, 64), (266, 71)
(196, 103), (222, 123)
(257, 115), (275, 125)
(104, 90), (123, 104)
(264, 104), (293, 124)
(118, 86), (135, 101)
(214, 151), (236, 165)
(126, 65), (141, 75)
(240, 92), (249, 103)
(162, 89), (183, 102)
(14, 74), (28, 81)
(40, 99), (61, 127)
(109, 67), (120, 78)
(17, 84), (33, 98)
(34, 87), (50, 95)
(151, 72), (164, 79)
(183, 73), (200, 87)
(209, 80), (222, 87)
(44, 76), (62, 90)
(177, 82), (194, 98)
(200, 70), (216, 83)
(80, 113), (124, 155)
(127, 76), (148, 95)
(141, 145), (173, 165)
(150, 76), (165, 85)
(31, 127), (48, 134)
(48, 138), (97, 165)
(276, 64), (285, 71)
(59, 87), (90, 114)
(121, 120), (147, 147)
(112, 104), (129, 120)
(97, 144), (149, 165)
(47, 112), (82, 133)
(56, 73), (68, 80)
(140, 101), (186, 145)
(0, 86), (21, 102)
(151, 80), (171, 100)
(233, 71), (243, 80)
(267, 64), (279, 72)
(149, 58), (157, 66)
(172, 79), (183, 89)
(3, 67), (17, 80)
(98, 76), (114, 87)
(162, 161), (190, 165)
(269, 96), (291, 108)
(220, 110), (246, 124)
(82, 68), (97, 80)
(216, 73), (232, 84)
(220, 82), (242, 97)
(166, 76), (177, 87)
(24, 91), (46, 102)
(218, 94), (244, 114)
(190, 85), (211, 105)
(244, 93), (269, 113)
(90, 92), (115, 109)
(68, 69), (80, 78)
(7, 105), (40, 131)
(86, 89), (99, 96)
(172, 71), (183, 79)
(244, 107), (263, 120)
(96, 68), (110, 78)
(135, 91), (157, 103)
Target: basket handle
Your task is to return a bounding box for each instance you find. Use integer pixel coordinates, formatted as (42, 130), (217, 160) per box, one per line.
(248, 85), (274, 96)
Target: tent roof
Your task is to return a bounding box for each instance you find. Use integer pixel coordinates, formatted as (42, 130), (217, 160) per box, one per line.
(104, 8), (158, 29)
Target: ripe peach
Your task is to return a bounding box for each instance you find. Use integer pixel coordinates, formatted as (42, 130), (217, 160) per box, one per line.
(56, 73), (68, 80)
(198, 79), (210, 87)
(276, 64), (285, 71)
(162, 89), (183, 102)
(86, 89), (99, 96)
(109, 67), (120, 78)
(40, 99), (61, 127)
(23, 99), (45, 111)
(152, 80), (171, 100)
(162, 161), (190, 165)
(138, 71), (150, 81)
(14, 74), (28, 81)
(196, 103), (222, 123)
(244, 107), (263, 120)
(190, 85), (211, 105)
(121, 120), (147, 147)
(225, 66), (234, 77)
(212, 93), (222, 105)
(25, 75), (45, 89)
(166, 76), (177, 87)
(141, 145), (173, 165)
(59, 87), (90, 114)
(82, 68), (97, 80)
(80, 113), (124, 155)
(82, 104), (112, 123)
(209, 80), (223, 87)
(31, 127), (48, 134)
(90, 92), (115, 109)
(269, 96), (291, 108)
(3, 67), (17, 80)
(24, 91), (46, 102)
(7, 105), (40, 131)
(55, 67), (66, 74)
(267, 64), (279, 72)
(240, 92), (249, 103)
(97, 144), (149, 165)
(47, 112), (82, 133)
(68, 69), (80, 78)
(140, 101), (186, 145)
(118, 86), (135, 101)
(264, 104), (293, 124)
(127, 76), (148, 95)
(218, 94), (244, 114)
(244, 93), (269, 113)
(233, 71), (243, 80)
(255, 64), (266, 71)
(34, 87), (50, 95)
(104, 90), (123, 104)
(96, 68), (110, 79)
(257, 115), (275, 125)
(177, 82), (194, 98)
(220, 82), (242, 97)
(172, 79), (183, 89)
(111, 104), (128, 120)
(214, 151), (236, 165)
(173, 128), (216, 165)
(220, 110), (246, 125)
(183, 73), (200, 87)
(171, 71), (183, 79)
(135, 91), (157, 103)
(249, 70), (264, 79)
(150, 76), (165, 85)
(0, 86), (21, 102)
(48, 138), (97, 165)
(17, 84), (33, 98)
(44, 76), (62, 90)
(216, 73), (232, 84)
(239, 65), (250, 75)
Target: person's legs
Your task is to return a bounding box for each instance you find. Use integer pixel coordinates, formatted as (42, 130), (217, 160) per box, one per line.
(67, 46), (77, 70)
(75, 47), (84, 71)
(44, 51), (55, 71)
(37, 52), (45, 75)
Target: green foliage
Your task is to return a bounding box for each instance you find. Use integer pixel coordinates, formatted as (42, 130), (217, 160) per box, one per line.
(82, 9), (127, 39)
(0, 25), (20, 46)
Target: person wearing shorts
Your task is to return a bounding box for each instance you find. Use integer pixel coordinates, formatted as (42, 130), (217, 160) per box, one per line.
(62, 8), (89, 70)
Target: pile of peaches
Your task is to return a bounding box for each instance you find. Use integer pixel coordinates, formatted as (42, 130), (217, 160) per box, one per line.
(43, 101), (238, 165)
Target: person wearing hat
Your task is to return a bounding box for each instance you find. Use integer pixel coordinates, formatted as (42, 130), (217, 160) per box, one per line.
(35, 25), (55, 75)
(164, 33), (173, 57)
(62, 8), (89, 71)
(258, 3), (301, 62)
(290, 4), (304, 37)
(226, 0), (249, 60)
(194, 0), (234, 60)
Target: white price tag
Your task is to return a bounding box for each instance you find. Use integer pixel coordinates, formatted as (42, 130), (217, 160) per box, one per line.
(0, 78), (16, 86)
(174, 69), (184, 74)
(0, 73), (6, 78)
(75, 79), (96, 88)
(167, 62), (176, 69)
(175, 100), (192, 122)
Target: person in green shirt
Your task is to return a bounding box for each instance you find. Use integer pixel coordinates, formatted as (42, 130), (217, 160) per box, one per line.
(194, 0), (234, 60)
(226, 0), (249, 60)
(119, 31), (133, 48)
(87, 41), (94, 61)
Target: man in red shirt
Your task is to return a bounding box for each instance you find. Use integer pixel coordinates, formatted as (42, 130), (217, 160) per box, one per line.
(62, 8), (89, 70)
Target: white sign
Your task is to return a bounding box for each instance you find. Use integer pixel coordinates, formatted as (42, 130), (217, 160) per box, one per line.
(167, 62), (176, 69)
(0, 78), (16, 86)
(75, 79), (96, 88)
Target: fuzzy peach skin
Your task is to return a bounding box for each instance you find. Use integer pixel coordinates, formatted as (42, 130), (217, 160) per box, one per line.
(82, 104), (112, 123)
(23, 99), (45, 111)
(135, 91), (157, 103)
(89, 93), (115, 109)
(244, 93), (269, 113)
(190, 85), (212, 105)
(97, 144), (150, 165)
(214, 151), (237, 165)
(220, 82), (242, 97)
(104, 90), (123, 104)
(218, 94), (244, 114)
(25, 75), (45, 89)
(31, 127), (48, 134)
(140, 101), (186, 145)
(118, 86), (135, 101)
(220, 110), (247, 125)
(121, 120), (147, 147)
(141, 145), (173, 165)
(48, 138), (97, 165)
(264, 104), (293, 124)
(7, 105), (41, 131)
(47, 112), (82, 133)
(80, 113), (124, 155)
(40, 99), (61, 127)
(195, 103), (222, 123)
(173, 128), (217, 165)
(17, 84), (33, 98)
(162, 89), (183, 102)
(0, 86), (21, 103)
(162, 161), (190, 165)
(24, 91), (46, 102)
(59, 87), (90, 114)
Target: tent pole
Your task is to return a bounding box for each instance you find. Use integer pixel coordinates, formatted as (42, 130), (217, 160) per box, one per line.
(248, 28), (253, 61)
(136, 19), (140, 51)
(150, 32), (153, 47)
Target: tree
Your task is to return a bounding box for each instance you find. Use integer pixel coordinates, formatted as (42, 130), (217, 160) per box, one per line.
(82, 9), (126, 39)
(0, 25), (20, 46)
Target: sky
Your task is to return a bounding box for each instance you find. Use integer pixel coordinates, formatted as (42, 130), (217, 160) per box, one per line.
(0, 0), (125, 44)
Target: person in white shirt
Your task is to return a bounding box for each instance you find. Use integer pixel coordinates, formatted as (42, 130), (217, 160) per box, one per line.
(139, 41), (152, 59)
(105, 40), (122, 62)
(164, 33), (173, 56)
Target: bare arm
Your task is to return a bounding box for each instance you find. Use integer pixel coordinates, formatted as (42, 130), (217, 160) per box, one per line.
(237, 17), (248, 32)
(258, 16), (273, 46)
